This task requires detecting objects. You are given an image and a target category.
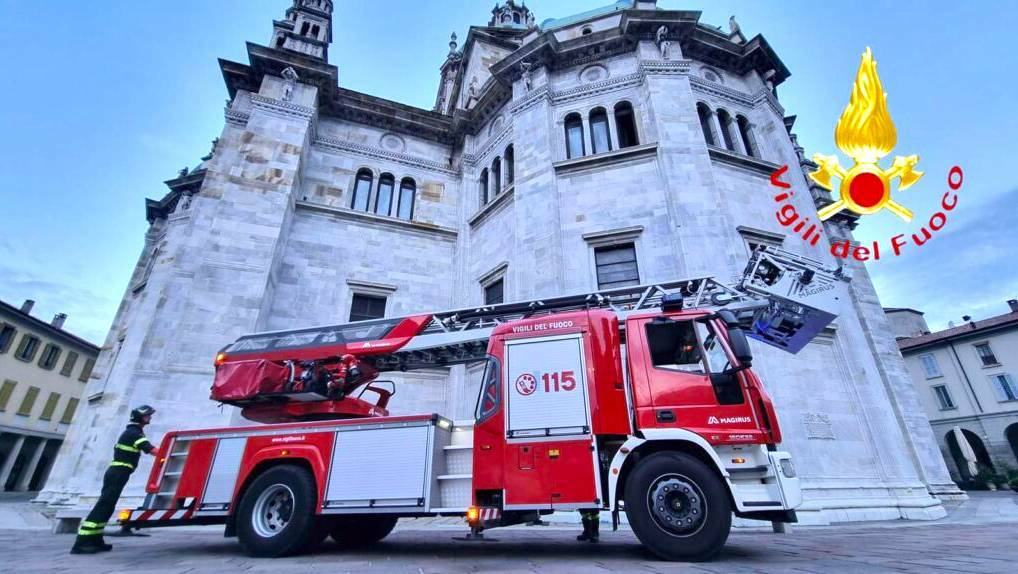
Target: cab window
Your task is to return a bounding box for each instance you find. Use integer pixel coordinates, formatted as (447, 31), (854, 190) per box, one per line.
(645, 319), (706, 374)
(699, 323), (731, 373)
(474, 356), (501, 423)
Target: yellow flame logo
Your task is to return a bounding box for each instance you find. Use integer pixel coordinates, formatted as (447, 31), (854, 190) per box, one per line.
(810, 48), (923, 222)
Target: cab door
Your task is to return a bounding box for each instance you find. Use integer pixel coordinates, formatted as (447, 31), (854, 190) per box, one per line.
(501, 333), (599, 509)
(629, 315), (760, 439)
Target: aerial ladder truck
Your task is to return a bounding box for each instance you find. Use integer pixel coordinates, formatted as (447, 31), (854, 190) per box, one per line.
(117, 247), (848, 561)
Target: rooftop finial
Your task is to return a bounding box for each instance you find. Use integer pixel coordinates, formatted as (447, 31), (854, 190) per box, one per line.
(449, 32), (458, 55)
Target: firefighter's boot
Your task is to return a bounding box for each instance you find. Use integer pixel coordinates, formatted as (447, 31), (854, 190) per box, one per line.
(577, 513), (599, 543)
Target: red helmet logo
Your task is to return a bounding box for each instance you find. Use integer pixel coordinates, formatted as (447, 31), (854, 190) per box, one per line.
(515, 373), (537, 396)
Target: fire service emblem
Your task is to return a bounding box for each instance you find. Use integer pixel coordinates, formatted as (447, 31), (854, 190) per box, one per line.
(809, 48), (923, 222)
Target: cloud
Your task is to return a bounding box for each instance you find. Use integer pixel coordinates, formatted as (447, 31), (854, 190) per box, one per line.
(870, 187), (1018, 330)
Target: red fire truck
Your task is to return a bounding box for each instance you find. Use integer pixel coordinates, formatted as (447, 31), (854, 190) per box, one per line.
(118, 248), (847, 561)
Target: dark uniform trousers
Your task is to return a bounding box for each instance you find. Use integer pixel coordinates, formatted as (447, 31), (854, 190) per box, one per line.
(72, 423), (154, 550)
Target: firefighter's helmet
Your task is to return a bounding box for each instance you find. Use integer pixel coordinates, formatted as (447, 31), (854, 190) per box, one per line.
(130, 405), (156, 423)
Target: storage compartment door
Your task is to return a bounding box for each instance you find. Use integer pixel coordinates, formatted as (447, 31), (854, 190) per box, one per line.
(506, 335), (590, 438)
(200, 437), (247, 510)
(325, 424), (433, 508)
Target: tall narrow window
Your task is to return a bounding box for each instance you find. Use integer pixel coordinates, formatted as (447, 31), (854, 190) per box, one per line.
(716, 109), (736, 151)
(15, 335), (40, 362)
(300, 21), (310, 35)
(350, 294), (387, 322)
(40, 392), (61, 421)
(78, 358), (95, 383)
(351, 169), (373, 212)
(932, 385), (955, 410)
(697, 103), (716, 146)
(479, 168), (489, 204)
(614, 101), (639, 148)
(0, 324), (16, 353)
(736, 115), (758, 157)
(397, 178), (416, 220)
(491, 157), (502, 195)
(975, 343), (998, 366)
(311, 24), (320, 38)
(374, 173), (395, 216)
(594, 244), (640, 289)
(275, 35), (286, 48)
(38, 343), (61, 370)
(504, 145), (514, 185)
(564, 113), (585, 159)
(990, 373), (1018, 402)
(61, 397), (79, 424)
(484, 279), (505, 305)
(920, 354), (941, 378)
(17, 386), (40, 416)
(61, 351), (79, 377)
(0, 380), (15, 411)
(589, 107), (612, 154)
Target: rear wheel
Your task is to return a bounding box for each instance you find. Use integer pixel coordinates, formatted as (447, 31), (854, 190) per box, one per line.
(327, 515), (398, 549)
(624, 452), (731, 561)
(236, 465), (320, 557)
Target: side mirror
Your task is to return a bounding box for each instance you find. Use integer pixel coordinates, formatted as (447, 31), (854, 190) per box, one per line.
(727, 327), (753, 367)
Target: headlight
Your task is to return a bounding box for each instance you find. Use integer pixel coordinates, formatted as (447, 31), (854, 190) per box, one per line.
(779, 458), (796, 478)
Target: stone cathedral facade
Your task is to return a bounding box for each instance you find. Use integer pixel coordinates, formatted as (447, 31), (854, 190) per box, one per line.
(40, 0), (963, 524)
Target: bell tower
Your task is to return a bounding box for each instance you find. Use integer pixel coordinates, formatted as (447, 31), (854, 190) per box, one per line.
(489, 0), (535, 28)
(271, 0), (333, 61)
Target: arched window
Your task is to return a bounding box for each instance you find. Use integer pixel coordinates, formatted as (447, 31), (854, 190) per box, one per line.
(351, 169), (372, 211)
(589, 107), (612, 154)
(275, 35), (286, 48)
(504, 144), (515, 185)
(716, 109), (736, 151)
(564, 113), (585, 159)
(480, 168), (489, 204)
(374, 173), (395, 216)
(486, 155), (498, 196)
(736, 115), (758, 158)
(300, 21), (310, 36)
(311, 24), (320, 39)
(614, 102), (639, 148)
(513, 13), (521, 24)
(696, 103), (716, 146)
(397, 178), (416, 220)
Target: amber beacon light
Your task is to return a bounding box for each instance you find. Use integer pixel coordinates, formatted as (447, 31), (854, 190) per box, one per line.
(810, 48), (923, 222)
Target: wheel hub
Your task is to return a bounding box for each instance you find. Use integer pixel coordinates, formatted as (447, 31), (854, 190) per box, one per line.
(647, 475), (706, 535)
(252, 484), (295, 538)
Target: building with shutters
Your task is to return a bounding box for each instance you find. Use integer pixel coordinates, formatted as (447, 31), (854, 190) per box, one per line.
(888, 301), (1018, 486)
(40, 0), (965, 524)
(0, 298), (97, 491)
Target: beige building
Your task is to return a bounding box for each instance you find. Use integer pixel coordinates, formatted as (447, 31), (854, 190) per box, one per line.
(0, 299), (98, 491)
(888, 301), (1018, 485)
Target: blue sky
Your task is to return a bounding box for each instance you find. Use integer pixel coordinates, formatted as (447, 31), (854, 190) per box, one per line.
(0, 1), (1015, 343)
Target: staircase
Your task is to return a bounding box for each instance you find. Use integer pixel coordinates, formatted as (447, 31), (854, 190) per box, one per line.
(434, 421), (473, 511)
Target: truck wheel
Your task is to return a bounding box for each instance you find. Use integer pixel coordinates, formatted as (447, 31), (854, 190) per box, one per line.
(328, 515), (398, 549)
(623, 452), (731, 562)
(236, 465), (320, 557)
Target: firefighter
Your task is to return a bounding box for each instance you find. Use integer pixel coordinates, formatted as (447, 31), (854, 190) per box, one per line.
(70, 405), (158, 554)
(577, 509), (600, 543)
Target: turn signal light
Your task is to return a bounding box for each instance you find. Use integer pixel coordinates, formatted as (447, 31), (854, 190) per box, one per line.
(466, 506), (479, 523)
(118, 509), (131, 521)
(214, 352), (228, 367)
(732, 457), (747, 464)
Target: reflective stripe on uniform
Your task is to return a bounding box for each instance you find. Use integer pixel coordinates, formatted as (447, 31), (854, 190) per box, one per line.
(77, 527), (104, 536)
(81, 520), (106, 528)
(133, 437), (151, 448)
(109, 461), (135, 469)
(115, 443), (140, 453)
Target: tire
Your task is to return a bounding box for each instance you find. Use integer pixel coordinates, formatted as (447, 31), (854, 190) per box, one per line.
(327, 515), (398, 549)
(623, 452), (732, 562)
(236, 465), (320, 557)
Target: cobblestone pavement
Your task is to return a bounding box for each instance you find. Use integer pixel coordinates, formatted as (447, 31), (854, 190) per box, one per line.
(2, 516), (1016, 574)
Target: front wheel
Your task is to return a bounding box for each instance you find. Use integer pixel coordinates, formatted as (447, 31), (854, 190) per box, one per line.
(236, 465), (320, 557)
(623, 452), (732, 561)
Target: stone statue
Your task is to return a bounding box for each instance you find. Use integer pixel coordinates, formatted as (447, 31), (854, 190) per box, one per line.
(656, 25), (671, 60)
(281, 66), (299, 102)
(178, 167), (189, 177)
(467, 77), (479, 101)
(762, 69), (776, 94)
(201, 137), (219, 161)
(520, 62), (533, 92)
(180, 193), (193, 212)
(526, 11), (536, 29)
(729, 15), (741, 36)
